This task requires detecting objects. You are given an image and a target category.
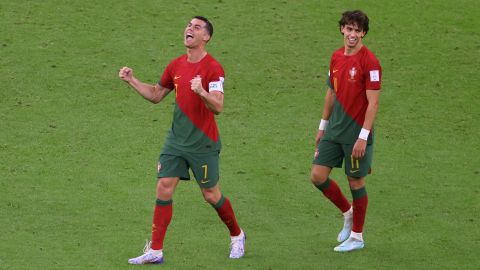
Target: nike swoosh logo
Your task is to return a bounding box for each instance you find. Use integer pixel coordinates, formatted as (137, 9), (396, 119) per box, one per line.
(333, 69), (338, 73)
(350, 170), (359, 173)
(200, 179), (209, 184)
(174, 76), (181, 80)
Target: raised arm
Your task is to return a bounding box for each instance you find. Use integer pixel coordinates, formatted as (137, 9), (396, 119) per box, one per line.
(118, 66), (172, 104)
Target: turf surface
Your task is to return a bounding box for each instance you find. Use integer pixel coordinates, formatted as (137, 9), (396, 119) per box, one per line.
(1, 1), (479, 269)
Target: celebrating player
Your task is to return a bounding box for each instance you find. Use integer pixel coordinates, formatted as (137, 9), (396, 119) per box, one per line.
(310, 10), (382, 252)
(118, 16), (245, 264)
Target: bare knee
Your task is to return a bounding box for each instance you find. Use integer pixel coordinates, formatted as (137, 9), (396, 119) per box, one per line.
(347, 176), (365, 190)
(156, 178), (178, 200)
(201, 187), (221, 204)
(311, 165), (330, 185)
(311, 172), (324, 185)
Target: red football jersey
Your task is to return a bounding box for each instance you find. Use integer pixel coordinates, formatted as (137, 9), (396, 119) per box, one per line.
(325, 45), (382, 144)
(160, 54), (225, 153)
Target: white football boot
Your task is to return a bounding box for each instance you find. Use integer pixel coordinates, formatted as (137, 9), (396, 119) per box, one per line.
(229, 230), (246, 259)
(334, 232), (365, 252)
(337, 207), (353, 242)
(128, 240), (164, 264)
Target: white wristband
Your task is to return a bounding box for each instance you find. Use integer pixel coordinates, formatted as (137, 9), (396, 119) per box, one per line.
(358, 128), (370, 141)
(319, 119), (329, 130)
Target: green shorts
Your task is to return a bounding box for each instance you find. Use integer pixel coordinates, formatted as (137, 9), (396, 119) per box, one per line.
(157, 150), (220, 189)
(313, 140), (373, 177)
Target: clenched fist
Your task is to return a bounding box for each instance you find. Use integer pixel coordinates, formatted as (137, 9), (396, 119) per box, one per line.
(190, 75), (204, 95)
(119, 66), (133, 82)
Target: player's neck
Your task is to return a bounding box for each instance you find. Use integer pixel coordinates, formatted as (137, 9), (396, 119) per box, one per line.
(344, 43), (363, 56)
(186, 48), (207, 63)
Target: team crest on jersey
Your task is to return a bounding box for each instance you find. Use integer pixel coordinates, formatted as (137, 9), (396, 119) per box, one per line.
(349, 67), (357, 81)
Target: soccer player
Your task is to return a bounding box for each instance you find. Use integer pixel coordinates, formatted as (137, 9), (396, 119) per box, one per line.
(310, 10), (382, 252)
(118, 16), (245, 264)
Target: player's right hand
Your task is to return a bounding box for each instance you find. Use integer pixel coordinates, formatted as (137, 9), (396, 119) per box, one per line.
(119, 66), (133, 82)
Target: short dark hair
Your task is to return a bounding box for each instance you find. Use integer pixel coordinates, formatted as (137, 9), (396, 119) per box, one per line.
(193, 16), (213, 38)
(339, 10), (369, 36)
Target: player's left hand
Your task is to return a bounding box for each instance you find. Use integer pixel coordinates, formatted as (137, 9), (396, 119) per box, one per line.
(352, 138), (367, 159)
(190, 75), (204, 95)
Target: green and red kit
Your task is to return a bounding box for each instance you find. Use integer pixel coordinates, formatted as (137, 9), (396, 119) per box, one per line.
(159, 53), (225, 154)
(325, 46), (382, 144)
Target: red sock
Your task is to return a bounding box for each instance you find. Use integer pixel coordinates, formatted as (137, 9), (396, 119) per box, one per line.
(213, 196), (241, 236)
(351, 188), (368, 233)
(151, 199), (173, 250)
(316, 178), (351, 213)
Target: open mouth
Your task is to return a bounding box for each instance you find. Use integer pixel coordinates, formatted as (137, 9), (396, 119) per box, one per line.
(346, 37), (357, 45)
(185, 33), (194, 41)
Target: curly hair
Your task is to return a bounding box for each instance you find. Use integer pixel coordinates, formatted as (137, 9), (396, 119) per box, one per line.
(338, 10), (370, 36)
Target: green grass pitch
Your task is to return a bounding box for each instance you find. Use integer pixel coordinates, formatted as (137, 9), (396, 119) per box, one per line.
(1, 0), (479, 269)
